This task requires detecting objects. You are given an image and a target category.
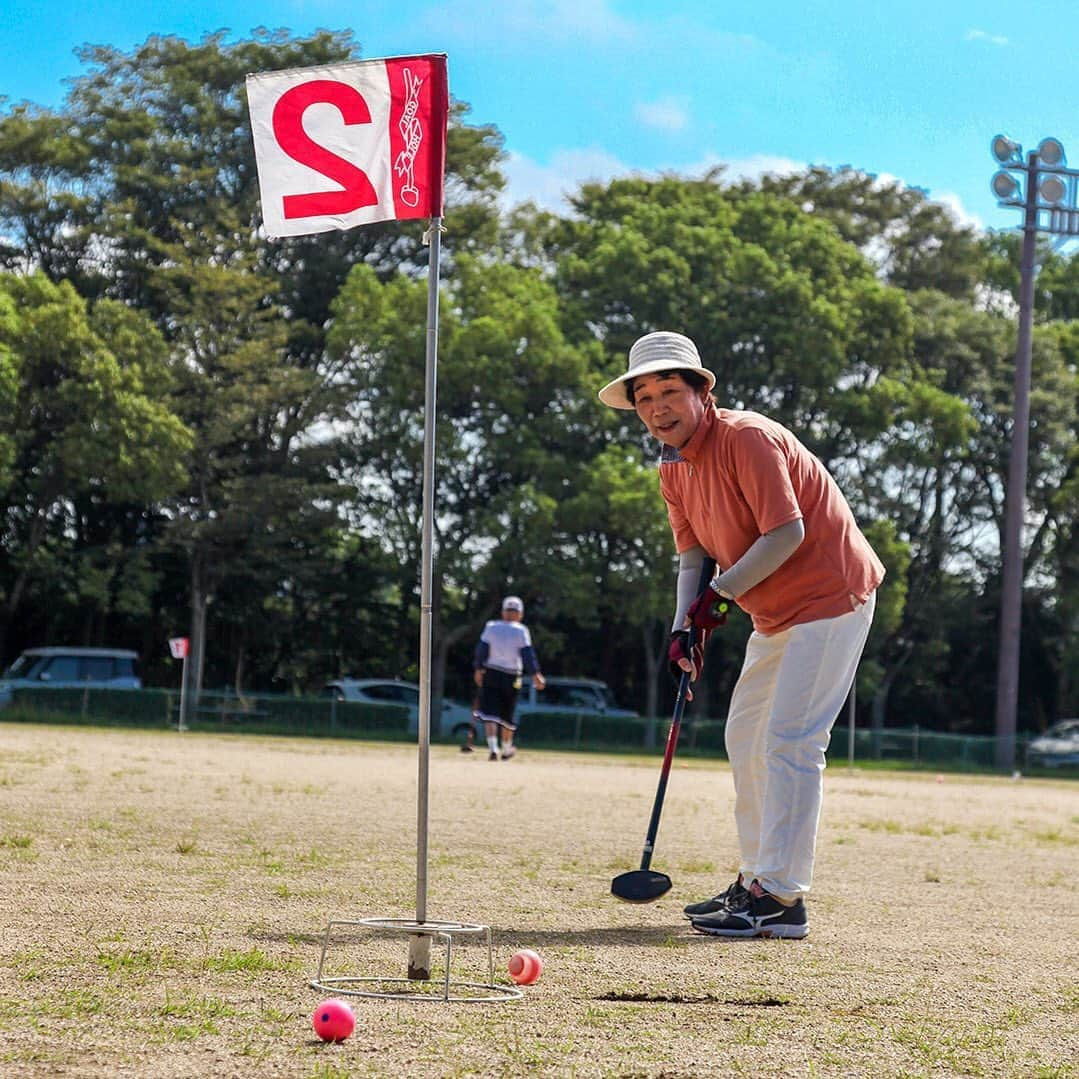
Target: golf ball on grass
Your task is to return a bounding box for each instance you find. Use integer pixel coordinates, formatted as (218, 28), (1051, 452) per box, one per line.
(508, 948), (542, 985)
(312, 999), (355, 1042)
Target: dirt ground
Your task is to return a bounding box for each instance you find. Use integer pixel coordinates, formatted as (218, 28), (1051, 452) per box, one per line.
(0, 722), (1076, 1078)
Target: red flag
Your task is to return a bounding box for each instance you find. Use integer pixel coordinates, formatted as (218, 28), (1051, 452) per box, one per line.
(247, 54), (448, 237)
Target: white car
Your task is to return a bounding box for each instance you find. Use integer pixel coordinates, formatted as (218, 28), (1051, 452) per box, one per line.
(0, 647), (141, 707)
(1025, 719), (1079, 769)
(320, 678), (475, 739)
(516, 677), (638, 719)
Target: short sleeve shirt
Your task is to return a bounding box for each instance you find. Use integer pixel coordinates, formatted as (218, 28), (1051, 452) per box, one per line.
(480, 620), (533, 675)
(660, 406), (885, 635)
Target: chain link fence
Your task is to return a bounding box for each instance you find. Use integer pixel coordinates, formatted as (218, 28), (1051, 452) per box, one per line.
(3, 686), (1074, 777)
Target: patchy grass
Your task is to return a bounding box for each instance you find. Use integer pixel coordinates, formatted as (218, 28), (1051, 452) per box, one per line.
(0, 722), (1074, 1078)
(201, 948), (297, 974)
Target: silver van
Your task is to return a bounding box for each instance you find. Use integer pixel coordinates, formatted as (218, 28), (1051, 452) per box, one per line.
(516, 677), (638, 718)
(0, 647), (141, 706)
(320, 678), (476, 738)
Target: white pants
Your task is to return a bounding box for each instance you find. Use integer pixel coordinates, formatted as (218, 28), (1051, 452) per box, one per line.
(724, 592), (876, 903)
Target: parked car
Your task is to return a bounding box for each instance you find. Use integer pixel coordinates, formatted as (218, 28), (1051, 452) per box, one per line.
(0, 647), (141, 707)
(516, 677), (638, 719)
(320, 678), (475, 738)
(1025, 719), (1079, 769)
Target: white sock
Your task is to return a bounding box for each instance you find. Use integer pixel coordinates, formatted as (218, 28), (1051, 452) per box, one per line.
(487, 735), (499, 754)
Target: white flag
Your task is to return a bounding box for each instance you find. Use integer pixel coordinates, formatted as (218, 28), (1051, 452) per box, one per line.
(246, 54), (448, 238)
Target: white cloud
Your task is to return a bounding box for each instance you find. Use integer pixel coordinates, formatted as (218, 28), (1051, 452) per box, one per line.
(965, 29), (1009, 46)
(501, 147), (633, 210)
(501, 149), (806, 211)
(634, 96), (690, 133)
(689, 152), (805, 183)
(501, 150), (987, 236)
(854, 171), (985, 231)
(933, 191), (984, 231)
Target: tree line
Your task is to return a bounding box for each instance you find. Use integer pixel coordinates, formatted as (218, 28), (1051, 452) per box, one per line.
(0, 30), (1075, 734)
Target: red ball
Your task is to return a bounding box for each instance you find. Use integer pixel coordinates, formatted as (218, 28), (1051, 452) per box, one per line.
(312, 998), (355, 1042)
(507, 948), (543, 985)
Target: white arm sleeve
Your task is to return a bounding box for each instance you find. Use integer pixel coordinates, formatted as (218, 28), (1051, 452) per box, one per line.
(672, 545), (706, 631)
(713, 518), (805, 599)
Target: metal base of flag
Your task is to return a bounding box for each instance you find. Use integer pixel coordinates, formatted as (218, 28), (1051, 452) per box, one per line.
(309, 917), (523, 1003)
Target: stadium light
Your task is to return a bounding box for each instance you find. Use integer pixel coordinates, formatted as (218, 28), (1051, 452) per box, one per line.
(989, 135), (1079, 771)
(991, 133), (1023, 165)
(991, 171), (1020, 200)
(1039, 175), (1067, 204)
(1036, 137), (1066, 167)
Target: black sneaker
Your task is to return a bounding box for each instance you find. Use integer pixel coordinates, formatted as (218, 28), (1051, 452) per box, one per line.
(488, 751), (499, 761)
(460, 744), (474, 753)
(691, 885), (808, 939)
(682, 877), (748, 919)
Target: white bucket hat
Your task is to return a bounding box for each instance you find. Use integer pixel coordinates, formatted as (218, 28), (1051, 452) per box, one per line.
(598, 331), (717, 410)
(502, 595), (524, 613)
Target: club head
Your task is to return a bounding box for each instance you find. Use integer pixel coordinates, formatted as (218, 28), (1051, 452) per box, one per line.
(610, 869), (673, 903)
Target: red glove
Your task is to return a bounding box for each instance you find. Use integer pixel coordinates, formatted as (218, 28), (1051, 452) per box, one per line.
(669, 629), (709, 683)
(686, 587), (729, 632)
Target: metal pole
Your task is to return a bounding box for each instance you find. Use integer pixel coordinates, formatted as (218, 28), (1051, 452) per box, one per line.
(408, 216), (442, 982)
(178, 653), (188, 732)
(994, 152), (1038, 772)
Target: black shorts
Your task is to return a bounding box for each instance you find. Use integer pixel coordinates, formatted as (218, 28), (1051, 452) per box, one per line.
(477, 668), (521, 730)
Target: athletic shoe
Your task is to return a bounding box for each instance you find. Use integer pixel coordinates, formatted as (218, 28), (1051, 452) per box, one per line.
(691, 884), (808, 939)
(488, 751), (499, 761)
(460, 745), (474, 753)
(682, 876), (748, 919)
(501, 746), (517, 760)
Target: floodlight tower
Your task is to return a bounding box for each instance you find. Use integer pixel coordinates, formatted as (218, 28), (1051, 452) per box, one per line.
(989, 134), (1079, 770)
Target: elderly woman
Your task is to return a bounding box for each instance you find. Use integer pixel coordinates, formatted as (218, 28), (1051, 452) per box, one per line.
(599, 331), (884, 939)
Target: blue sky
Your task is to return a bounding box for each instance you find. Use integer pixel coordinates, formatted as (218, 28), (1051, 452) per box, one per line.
(2, 0), (1077, 234)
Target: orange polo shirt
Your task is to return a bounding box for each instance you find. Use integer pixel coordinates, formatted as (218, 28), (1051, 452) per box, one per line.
(660, 406), (885, 635)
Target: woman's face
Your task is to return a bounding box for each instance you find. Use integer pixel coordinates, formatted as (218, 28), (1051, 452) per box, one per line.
(631, 372), (709, 448)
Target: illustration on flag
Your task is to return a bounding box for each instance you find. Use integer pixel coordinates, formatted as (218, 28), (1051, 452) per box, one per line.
(396, 68), (424, 207)
(246, 54), (448, 237)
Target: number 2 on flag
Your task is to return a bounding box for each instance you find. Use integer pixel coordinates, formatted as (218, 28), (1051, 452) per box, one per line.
(247, 54), (448, 238)
(272, 81), (378, 219)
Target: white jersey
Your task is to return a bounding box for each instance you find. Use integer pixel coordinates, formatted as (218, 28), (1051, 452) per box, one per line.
(480, 620), (533, 675)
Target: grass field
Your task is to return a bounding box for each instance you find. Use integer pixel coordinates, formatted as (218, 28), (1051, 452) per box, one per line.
(0, 722), (1076, 1078)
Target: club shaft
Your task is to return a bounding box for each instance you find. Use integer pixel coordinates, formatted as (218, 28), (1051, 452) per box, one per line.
(638, 671), (689, 870)
(637, 558), (716, 871)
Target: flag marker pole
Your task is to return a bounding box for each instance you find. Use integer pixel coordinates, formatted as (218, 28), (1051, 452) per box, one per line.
(246, 53), (512, 999)
(408, 214), (443, 981)
(169, 638), (190, 730)
(178, 649), (189, 731)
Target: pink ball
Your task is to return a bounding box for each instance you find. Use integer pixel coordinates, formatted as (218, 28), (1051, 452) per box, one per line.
(312, 998), (355, 1043)
(507, 948), (543, 985)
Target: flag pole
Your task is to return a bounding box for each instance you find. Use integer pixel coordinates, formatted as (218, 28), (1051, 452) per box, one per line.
(178, 650), (189, 731)
(407, 213), (443, 981)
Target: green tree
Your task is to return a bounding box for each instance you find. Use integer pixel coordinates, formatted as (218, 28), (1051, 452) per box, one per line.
(327, 253), (598, 706)
(532, 174), (914, 714)
(0, 273), (190, 658)
(0, 30), (508, 692)
(549, 175), (912, 468)
(860, 289), (1075, 731)
(754, 166), (988, 300)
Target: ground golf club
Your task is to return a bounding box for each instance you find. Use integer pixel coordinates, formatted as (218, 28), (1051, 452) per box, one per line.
(611, 559), (716, 903)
